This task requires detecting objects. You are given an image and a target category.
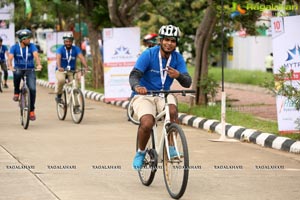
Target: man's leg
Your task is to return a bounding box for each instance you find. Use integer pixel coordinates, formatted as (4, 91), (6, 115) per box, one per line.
(132, 96), (156, 169)
(2, 62), (8, 87)
(26, 70), (37, 112)
(55, 71), (66, 101)
(13, 70), (22, 101)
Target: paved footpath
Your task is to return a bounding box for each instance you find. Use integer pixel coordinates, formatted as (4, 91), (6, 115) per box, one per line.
(0, 80), (300, 200)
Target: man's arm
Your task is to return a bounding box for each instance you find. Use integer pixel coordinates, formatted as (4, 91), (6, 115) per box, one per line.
(129, 68), (143, 91)
(77, 53), (88, 70)
(176, 72), (192, 88)
(33, 51), (42, 70)
(56, 54), (64, 72)
(7, 54), (14, 71)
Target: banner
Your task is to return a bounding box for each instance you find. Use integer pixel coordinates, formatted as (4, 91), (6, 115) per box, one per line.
(271, 15), (300, 134)
(0, 3), (15, 48)
(0, 3), (15, 78)
(103, 27), (140, 102)
(46, 32), (71, 84)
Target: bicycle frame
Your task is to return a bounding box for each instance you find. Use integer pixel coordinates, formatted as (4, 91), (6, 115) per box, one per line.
(63, 77), (78, 107)
(149, 91), (189, 162)
(153, 98), (170, 162)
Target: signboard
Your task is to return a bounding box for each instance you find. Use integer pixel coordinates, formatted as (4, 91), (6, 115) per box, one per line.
(103, 27), (140, 102)
(0, 3), (15, 78)
(271, 15), (300, 134)
(46, 32), (71, 84)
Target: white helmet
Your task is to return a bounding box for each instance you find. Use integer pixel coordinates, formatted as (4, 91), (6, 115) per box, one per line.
(63, 32), (74, 41)
(159, 25), (181, 38)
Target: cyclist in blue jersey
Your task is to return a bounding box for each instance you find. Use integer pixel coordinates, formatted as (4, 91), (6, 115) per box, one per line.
(143, 33), (158, 48)
(7, 29), (42, 121)
(0, 37), (9, 88)
(129, 25), (192, 170)
(55, 33), (88, 103)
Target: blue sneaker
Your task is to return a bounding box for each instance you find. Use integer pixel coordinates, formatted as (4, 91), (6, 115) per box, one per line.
(133, 151), (146, 170)
(169, 146), (182, 159)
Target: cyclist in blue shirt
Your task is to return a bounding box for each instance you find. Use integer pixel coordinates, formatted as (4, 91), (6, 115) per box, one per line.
(7, 29), (42, 121)
(55, 33), (88, 103)
(0, 37), (9, 88)
(129, 25), (192, 170)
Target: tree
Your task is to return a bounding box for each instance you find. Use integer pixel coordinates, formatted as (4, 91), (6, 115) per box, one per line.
(80, 0), (144, 88)
(79, 0), (111, 89)
(107, 0), (145, 27)
(193, 0), (217, 105)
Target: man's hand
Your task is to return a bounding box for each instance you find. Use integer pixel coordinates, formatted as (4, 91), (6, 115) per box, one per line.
(8, 65), (14, 71)
(165, 66), (180, 78)
(58, 67), (64, 72)
(36, 64), (43, 71)
(135, 86), (147, 95)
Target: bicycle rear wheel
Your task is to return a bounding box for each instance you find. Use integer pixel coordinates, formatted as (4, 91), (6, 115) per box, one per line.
(56, 90), (67, 120)
(20, 87), (31, 129)
(70, 88), (84, 124)
(127, 98), (140, 125)
(163, 123), (189, 199)
(137, 129), (157, 186)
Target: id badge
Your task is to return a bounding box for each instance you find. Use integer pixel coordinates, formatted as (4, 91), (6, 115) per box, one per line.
(67, 65), (71, 71)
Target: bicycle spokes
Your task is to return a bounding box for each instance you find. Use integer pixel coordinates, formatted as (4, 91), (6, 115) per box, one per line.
(20, 88), (31, 129)
(163, 123), (189, 199)
(70, 89), (84, 124)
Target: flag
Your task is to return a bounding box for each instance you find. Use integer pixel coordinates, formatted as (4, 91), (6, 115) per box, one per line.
(24, 0), (32, 20)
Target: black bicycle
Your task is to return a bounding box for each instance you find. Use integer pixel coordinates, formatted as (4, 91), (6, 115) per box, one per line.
(16, 69), (39, 129)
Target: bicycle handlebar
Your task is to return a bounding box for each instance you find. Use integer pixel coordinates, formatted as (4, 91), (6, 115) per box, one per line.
(63, 69), (90, 74)
(14, 68), (41, 72)
(147, 90), (196, 96)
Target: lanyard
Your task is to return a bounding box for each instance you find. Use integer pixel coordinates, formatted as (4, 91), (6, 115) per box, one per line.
(158, 52), (172, 89)
(19, 42), (28, 67)
(65, 47), (72, 66)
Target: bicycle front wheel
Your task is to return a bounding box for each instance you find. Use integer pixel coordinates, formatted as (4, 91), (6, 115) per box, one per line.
(163, 123), (189, 199)
(20, 87), (31, 129)
(56, 90), (67, 120)
(137, 129), (157, 186)
(70, 88), (85, 124)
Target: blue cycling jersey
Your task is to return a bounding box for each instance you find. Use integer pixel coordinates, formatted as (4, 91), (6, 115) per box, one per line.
(56, 45), (82, 70)
(9, 43), (38, 69)
(133, 45), (188, 91)
(0, 45), (8, 62)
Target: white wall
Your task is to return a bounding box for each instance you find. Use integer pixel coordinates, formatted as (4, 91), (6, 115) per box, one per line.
(227, 36), (272, 71)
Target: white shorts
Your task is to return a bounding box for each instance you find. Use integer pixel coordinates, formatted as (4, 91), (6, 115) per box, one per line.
(132, 94), (177, 120)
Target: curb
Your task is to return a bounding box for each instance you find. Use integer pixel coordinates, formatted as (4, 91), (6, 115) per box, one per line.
(37, 80), (300, 154)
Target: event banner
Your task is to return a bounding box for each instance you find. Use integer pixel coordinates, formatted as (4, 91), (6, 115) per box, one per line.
(0, 3), (15, 48)
(46, 31), (71, 84)
(0, 3), (15, 78)
(103, 27), (140, 102)
(271, 15), (300, 134)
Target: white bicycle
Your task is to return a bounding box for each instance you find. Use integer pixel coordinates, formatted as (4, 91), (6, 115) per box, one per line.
(134, 90), (195, 199)
(56, 70), (85, 124)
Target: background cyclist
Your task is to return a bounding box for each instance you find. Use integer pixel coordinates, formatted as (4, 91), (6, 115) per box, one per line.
(55, 33), (88, 103)
(142, 33), (158, 49)
(0, 36), (9, 88)
(129, 25), (192, 170)
(7, 29), (43, 121)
